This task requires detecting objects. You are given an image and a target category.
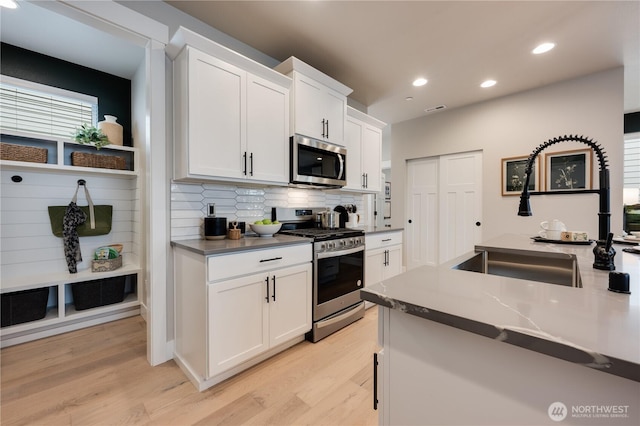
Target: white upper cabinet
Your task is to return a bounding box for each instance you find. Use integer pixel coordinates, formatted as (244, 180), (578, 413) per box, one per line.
(275, 57), (352, 146)
(344, 106), (386, 192)
(169, 28), (291, 185)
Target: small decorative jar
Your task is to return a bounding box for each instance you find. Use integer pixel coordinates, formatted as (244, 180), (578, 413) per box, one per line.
(98, 115), (123, 146)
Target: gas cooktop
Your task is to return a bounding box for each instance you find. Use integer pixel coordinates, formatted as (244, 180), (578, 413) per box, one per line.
(278, 227), (364, 241)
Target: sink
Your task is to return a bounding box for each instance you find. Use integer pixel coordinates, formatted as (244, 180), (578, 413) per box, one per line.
(453, 248), (582, 287)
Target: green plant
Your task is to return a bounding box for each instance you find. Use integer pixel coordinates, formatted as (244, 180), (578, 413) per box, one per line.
(73, 124), (110, 150)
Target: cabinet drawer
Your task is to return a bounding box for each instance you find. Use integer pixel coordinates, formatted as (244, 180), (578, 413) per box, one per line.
(366, 231), (403, 250)
(207, 244), (312, 282)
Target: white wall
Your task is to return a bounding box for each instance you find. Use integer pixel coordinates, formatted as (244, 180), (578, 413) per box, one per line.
(391, 68), (624, 242)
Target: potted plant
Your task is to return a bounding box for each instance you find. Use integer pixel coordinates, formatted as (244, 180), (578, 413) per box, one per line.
(73, 124), (110, 150)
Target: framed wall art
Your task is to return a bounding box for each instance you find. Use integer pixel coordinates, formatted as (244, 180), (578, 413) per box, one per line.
(544, 148), (592, 191)
(501, 156), (539, 196)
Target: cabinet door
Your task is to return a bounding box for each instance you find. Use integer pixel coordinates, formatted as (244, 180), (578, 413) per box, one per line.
(207, 273), (269, 377)
(269, 263), (312, 347)
(361, 124), (382, 192)
(322, 86), (347, 145)
(365, 249), (385, 289)
(344, 116), (364, 190)
(247, 74), (289, 184)
(293, 73), (324, 140)
(382, 245), (403, 280)
(188, 49), (245, 179)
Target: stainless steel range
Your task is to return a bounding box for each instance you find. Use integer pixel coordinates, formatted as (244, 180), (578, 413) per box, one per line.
(273, 208), (365, 342)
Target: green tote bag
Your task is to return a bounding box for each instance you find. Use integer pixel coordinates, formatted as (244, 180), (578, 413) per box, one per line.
(48, 181), (112, 237)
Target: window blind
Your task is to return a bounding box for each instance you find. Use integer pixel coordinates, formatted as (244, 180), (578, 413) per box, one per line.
(624, 136), (640, 189)
(0, 75), (97, 139)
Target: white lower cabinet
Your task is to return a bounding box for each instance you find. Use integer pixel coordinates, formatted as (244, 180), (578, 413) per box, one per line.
(365, 231), (403, 297)
(174, 242), (312, 391)
(207, 263), (311, 377)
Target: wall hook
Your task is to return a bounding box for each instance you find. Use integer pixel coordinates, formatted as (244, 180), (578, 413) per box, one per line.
(77, 179), (86, 186)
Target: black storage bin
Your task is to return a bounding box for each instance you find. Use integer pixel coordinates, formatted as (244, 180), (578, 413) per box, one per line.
(71, 276), (126, 311)
(1, 287), (50, 327)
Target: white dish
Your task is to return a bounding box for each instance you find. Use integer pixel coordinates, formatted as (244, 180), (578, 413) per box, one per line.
(249, 223), (282, 237)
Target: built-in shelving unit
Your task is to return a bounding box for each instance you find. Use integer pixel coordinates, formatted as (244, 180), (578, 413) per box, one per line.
(0, 129), (141, 348)
(1, 130), (137, 177)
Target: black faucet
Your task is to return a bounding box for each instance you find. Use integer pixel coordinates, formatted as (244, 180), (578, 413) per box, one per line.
(517, 135), (615, 270)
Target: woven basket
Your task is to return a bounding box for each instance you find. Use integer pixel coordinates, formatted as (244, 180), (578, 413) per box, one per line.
(0, 143), (48, 163)
(71, 152), (126, 170)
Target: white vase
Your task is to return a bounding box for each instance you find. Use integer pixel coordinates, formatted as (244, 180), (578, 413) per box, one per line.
(98, 115), (123, 146)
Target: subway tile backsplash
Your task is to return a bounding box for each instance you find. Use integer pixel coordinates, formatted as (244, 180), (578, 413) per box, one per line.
(171, 183), (365, 240)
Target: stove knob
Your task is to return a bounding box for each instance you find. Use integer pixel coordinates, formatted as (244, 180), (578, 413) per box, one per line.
(319, 243), (326, 251)
(340, 240), (346, 247)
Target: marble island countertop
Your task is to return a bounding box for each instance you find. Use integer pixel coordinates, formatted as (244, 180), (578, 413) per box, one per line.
(361, 233), (640, 382)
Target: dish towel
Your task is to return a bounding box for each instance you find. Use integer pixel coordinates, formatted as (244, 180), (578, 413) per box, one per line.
(63, 201), (87, 273)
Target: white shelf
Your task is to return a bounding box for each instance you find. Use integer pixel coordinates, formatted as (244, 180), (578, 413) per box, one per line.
(1, 129), (138, 177)
(1, 263), (141, 294)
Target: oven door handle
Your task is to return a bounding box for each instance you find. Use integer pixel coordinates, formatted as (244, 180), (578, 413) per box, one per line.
(316, 303), (363, 329)
(316, 245), (364, 260)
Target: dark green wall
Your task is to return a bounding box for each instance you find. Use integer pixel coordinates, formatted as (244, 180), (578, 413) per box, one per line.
(1, 43), (132, 146)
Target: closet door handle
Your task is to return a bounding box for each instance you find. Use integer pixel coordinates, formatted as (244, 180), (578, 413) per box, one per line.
(272, 275), (276, 301)
(265, 276), (270, 303)
(373, 353), (379, 410)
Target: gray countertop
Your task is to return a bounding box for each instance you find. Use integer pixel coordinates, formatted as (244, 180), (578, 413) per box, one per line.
(354, 226), (404, 234)
(361, 233), (640, 382)
(171, 234), (312, 256)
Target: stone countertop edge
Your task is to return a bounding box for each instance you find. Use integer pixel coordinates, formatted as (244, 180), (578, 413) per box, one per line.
(171, 235), (312, 256)
(360, 290), (639, 383)
(360, 233), (640, 383)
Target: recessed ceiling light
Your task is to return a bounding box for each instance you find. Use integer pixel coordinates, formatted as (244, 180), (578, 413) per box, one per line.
(532, 42), (555, 55)
(412, 78), (427, 87)
(0, 0), (18, 9)
(481, 80), (497, 88)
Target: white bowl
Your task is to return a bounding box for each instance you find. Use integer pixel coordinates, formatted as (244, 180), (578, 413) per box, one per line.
(249, 223), (282, 237)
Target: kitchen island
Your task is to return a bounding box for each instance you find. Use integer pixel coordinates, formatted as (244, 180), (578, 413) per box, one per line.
(361, 234), (639, 425)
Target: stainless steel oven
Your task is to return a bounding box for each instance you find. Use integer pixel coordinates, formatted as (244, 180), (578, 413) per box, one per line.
(312, 237), (365, 341)
(290, 134), (346, 187)
(274, 207), (365, 342)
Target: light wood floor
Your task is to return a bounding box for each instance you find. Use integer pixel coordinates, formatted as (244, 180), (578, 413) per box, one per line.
(1, 308), (379, 426)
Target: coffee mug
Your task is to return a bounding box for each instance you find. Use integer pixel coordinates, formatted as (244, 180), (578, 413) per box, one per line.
(540, 219), (566, 232)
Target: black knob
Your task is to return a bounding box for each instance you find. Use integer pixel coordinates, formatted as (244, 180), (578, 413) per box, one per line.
(408, 219), (412, 224)
(475, 221), (481, 226)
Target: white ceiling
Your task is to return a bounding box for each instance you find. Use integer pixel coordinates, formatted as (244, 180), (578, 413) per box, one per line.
(1, 1), (638, 125)
(165, 0), (640, 124)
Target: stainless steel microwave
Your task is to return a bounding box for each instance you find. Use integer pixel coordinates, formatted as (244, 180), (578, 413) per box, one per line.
(290, 134), (346, 187)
